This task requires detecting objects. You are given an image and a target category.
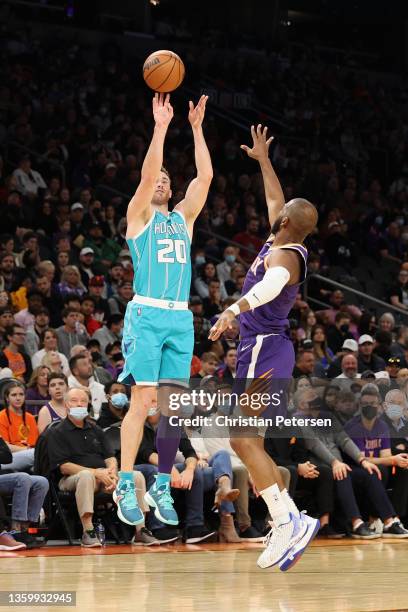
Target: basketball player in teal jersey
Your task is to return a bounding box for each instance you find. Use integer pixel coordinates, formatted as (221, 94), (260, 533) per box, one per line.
(114, 93), (213, 527)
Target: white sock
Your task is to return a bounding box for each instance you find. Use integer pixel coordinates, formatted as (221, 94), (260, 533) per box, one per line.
(281, 489), (300, 518)
(260, 483), (290, 527)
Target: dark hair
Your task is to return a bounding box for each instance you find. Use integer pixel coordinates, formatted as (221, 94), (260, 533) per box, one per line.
(0, 252), (14, 264)
(335, 311), (350, 323)
(0, 234), (13, 245)
(63, 296), (81, 307)
(86, 339), (100, 350)
(48, 372), (68, 387)
(69, 353), (88, 372)
(5, 324), (23, 340)
(107, 314), (124, 328)
(3, 381), (26, 425)
(81, 295), (96, 305)
(0, 306), (13, 317)
(322, 384), (340, 409)
(27, 289), (43, 300)
(104, 380), (126, 394)
(22, 231), (37, 243)
(62, 307), (79, 319)
(105, 341), (121, 355)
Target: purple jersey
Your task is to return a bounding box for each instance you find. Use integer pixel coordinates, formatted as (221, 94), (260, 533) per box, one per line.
(345, 416), (391, 458)
(239, 241), (308, 338)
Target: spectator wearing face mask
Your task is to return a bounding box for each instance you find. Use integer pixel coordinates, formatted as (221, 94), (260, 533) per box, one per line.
(345, 385), (408, 537)
(98, 382), (129, 429)
(381, 389), (408, 520)
(216, 246), (238, 285)
(47, 387), (152, 547)
(103, 342), (124, 380)
(326, 312), (355, 356)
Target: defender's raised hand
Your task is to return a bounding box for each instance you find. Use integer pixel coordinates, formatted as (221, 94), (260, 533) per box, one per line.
(188, 95), (208, 130)
(241, 124), (274, 160)
(152, 93), (174, 129)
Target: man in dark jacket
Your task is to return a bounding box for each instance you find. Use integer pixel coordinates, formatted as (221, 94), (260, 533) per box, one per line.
(357, 335), (386, 373)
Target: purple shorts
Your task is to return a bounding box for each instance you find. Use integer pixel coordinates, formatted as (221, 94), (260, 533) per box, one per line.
(231, 332), (294, 430)
(236, 332), (295, 379)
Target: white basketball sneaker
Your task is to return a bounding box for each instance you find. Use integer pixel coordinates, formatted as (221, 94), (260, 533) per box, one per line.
(257, 513), (307, 569)
(278, 513), (320, 572)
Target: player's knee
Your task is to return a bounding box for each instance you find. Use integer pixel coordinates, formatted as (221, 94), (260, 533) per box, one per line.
(230, 436), (255, 457)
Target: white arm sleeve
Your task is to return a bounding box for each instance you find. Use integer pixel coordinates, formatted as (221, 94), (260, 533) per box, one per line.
(242, 265), (290, 309)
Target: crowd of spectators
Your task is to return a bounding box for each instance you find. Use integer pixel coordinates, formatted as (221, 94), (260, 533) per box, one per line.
(1, 22), (408, 550)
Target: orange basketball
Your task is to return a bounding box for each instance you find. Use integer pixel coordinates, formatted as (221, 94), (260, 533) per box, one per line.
(143, 50), (185, 93)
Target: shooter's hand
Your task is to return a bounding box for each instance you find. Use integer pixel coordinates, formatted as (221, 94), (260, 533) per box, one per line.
(153, 93), (174, 129)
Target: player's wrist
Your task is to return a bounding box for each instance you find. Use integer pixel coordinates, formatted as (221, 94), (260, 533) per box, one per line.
(227, 303), (240, 317)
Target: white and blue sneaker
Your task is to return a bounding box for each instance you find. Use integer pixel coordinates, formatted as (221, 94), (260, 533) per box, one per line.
(279, 513), (320, 572)
(144, 478), (179, 526)
(257, 513), (307, 569)
(113, 479), (144, 526)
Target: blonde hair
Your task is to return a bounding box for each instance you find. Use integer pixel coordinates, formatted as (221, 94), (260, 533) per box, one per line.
(41, 351), (63, 372)
(61, 265), (84, 288)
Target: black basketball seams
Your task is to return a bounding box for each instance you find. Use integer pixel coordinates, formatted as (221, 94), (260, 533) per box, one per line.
(144, 53), (174, 80)
(155, 56), (177, 91)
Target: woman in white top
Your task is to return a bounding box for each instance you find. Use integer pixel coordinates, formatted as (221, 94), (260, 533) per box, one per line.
(32, 329), (70, 376)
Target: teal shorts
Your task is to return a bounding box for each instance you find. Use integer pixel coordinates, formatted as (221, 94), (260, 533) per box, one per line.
(119, 301), (194, 386)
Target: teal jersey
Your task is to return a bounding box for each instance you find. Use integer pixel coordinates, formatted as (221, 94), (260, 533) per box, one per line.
(127, 209), (191, 302)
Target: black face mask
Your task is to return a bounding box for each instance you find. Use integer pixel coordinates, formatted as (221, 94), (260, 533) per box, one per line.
(361, 404), (378, 420)
(340, 324), (349, 333)
(90, 351), (101, 362)
(309, 397), (323, 411)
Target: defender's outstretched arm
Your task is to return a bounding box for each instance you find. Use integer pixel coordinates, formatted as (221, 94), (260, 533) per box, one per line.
(241, 124), (285, 227)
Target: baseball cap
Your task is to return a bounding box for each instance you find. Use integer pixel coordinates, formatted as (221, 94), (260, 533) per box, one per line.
(342, 339), (358, 352)
(361, 370), (376, 380)
(358, 334), (374, 345)
(300, 339), (313, 350)
(71, 202), (84, 211)
(387, 357), (401, 367)
(80, 247), (94, 256)
(89, 275), (105, 287)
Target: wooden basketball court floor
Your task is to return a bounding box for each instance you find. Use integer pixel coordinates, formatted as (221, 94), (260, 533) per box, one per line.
(1, 539), (407, 612)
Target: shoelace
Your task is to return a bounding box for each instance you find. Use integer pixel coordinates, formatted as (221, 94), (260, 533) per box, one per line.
(156, 485), (175, 511)
(262, 510), (307, 547)
(119, 482), (138, 511)
(263, 522), (282, 547)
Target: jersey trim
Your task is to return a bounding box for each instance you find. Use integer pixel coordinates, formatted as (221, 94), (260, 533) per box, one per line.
(264, 243), (308, 283)
(173, 208), (192, 243)
(127, 211), (156, 241)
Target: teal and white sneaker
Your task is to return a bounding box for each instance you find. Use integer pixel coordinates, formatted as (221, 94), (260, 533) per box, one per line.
(113, 479), (144, 526)
(144, 478), (179, 526)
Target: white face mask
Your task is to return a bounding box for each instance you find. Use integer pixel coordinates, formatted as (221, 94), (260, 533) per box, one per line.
(385, 404), (404, 420)
(147, 407), (160, 417)
(69, 406), (88, 420)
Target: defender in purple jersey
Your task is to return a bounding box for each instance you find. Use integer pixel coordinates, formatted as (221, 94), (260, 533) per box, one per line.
(209, 124), (319, 571)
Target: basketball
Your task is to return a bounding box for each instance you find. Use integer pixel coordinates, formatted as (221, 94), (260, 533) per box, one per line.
(143, 50), (185, 93)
